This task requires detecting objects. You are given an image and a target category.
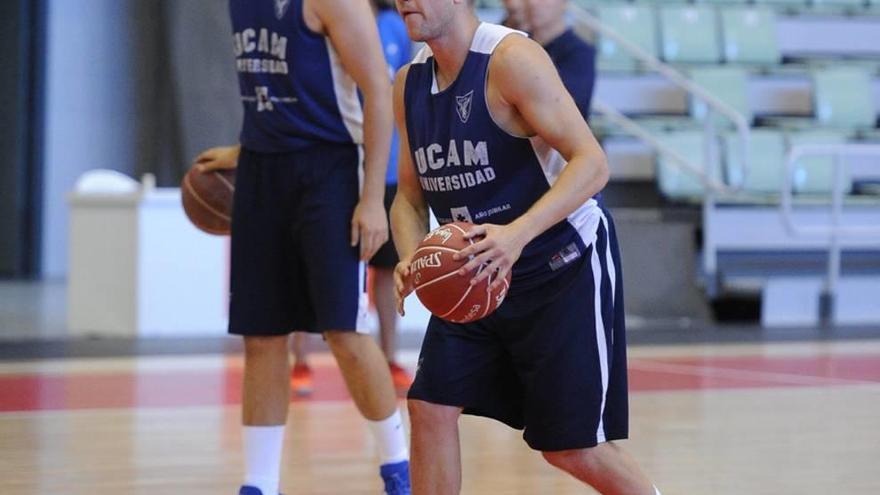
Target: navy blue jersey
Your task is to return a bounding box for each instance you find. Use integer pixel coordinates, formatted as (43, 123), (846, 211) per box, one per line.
(229, 0), (362, 152)
(403, 23), (602, 294)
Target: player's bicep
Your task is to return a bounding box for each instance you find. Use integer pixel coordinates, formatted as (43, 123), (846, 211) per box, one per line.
(495, 38), (601, 162)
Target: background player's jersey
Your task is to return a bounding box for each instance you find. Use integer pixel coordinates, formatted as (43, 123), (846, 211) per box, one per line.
(229, 0), (362, 152)
(403, 23), (602, 294)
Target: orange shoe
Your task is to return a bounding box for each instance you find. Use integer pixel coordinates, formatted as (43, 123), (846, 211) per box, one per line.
(389, 362), (413, 389)
(290, 363), (314, 396)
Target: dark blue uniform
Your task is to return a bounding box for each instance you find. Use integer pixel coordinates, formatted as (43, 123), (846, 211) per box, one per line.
(405, 23), (628, 451)
(227, 0), (369, 335)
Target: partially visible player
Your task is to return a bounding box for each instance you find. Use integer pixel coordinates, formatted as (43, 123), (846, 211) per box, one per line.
(289, 0), (414, 395)
(195, 1), (410, 494)
(390, 0), (661, 493)
(500, 0), (529, 31)
(525, 0), (597, 121)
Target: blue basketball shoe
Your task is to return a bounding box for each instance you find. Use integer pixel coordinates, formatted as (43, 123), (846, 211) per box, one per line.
(380, 460), (411, 495)
(238, 486), (282, 495)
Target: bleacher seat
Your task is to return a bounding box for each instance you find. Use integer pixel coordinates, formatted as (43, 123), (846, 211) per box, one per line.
(596, 4), (659, 71)
(724, 129), (787, 195)
(787, 129), (850, 195)
(689, 67), (752, 126)
(660, 5), (722, 64)
(720, 7), (780, 65)
(656, 131), (716, 200)
(813, 66), (876, 130)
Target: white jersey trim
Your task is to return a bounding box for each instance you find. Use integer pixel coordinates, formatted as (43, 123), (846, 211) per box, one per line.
(471, 22), (527, 55)
(529, 137), (602, 247)
(326, 38), (364, 144)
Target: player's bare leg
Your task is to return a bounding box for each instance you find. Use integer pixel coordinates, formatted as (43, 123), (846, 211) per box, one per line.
(374, 267), (413, 387)
(542, 443), (657, 495)
(242, 335), (291, 425)
(408, 400), (463, 495)
(324, 331), (398, 419)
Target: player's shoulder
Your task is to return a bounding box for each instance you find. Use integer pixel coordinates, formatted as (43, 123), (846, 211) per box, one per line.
(491, 32), (555, 81)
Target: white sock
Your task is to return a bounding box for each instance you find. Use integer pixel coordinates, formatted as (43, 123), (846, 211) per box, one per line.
(243, 425), (285, 495)
(367, 409), (409, 464)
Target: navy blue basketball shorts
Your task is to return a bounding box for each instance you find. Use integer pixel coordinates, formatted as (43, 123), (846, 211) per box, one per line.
(408, 212), (629, 451)
(368, 183), (399, 269)
(228, 144), (370, 336)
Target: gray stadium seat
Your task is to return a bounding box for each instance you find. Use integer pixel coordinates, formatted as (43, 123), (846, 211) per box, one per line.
(596, 4), (659, 71)
(659, 5), (722, 64)
(656, 130), (718, 201)
(787, 130), (850, 195)
(813, 67), (876, 130)
(689, 67), (752, 126)
(724, 129), (787, 195)
(720, 7), (780, 65)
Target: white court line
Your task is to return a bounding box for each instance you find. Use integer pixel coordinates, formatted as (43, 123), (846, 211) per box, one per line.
(629, 358), (880, 387)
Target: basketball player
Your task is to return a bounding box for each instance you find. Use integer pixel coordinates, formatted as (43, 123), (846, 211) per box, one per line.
(525, 0), (596, 121)
(289, 0), (414, 396)
(389, 1), (661, 494)
(194, 1), (410, 494)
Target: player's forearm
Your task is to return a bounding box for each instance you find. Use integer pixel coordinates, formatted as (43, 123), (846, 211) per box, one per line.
(511, 152), (609, 242)
(359, 84), (394, 203)
(390, 193), (430, 261)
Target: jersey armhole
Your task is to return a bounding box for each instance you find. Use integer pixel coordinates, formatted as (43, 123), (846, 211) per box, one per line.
(483, 33), (534, 140)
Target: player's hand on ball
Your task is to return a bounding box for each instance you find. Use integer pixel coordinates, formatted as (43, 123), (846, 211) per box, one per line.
(454, 223), (529, 291)
(393, 255), (415, 316)
(194, 145), (240, 173)
(351, 199), (389, 261)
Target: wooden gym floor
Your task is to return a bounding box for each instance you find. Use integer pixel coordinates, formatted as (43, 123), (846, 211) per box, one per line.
(1, 340), (879, 495)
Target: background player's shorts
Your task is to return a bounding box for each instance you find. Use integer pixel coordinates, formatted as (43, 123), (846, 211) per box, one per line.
(228, 144), (370, 336)
(408, 211), (628, 452)
(368, 183), (399, 269)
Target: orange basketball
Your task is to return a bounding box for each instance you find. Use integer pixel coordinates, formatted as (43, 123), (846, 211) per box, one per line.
(410, 222), (511, 323)
(181, 166), (236, 235)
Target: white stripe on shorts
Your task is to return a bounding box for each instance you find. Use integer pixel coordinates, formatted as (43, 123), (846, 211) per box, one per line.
(355, 261), (371, 334)
(590, 213), (612, 443)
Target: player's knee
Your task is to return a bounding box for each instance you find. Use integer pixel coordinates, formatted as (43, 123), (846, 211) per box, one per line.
(243, 335), (288, 357)
(542, 447), (602, 476)
(324, 331), (367, 364)
(408, 399), (459, 429)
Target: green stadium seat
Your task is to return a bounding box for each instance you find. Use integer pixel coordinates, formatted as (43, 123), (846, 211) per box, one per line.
(720, 7), (780, 65)
(659, 5), (722, 64)
(689, 67), (752, 126)
(813, 67), (876, 130)
(787, 130), (850, 195)
(656, 131), (719, 200)
(724, 129), (786, 194)
(596, 4), (659, 71)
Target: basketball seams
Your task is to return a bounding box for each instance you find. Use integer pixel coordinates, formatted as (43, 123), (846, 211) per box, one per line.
(214, 171), (235, 192)
(184, 173), (232, 222)
(412, 245), (462, 256)
(413, 267), (467, 291)
(438, 263), (483, 320)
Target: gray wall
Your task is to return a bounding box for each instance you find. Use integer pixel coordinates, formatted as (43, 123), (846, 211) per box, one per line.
(41, 0), (241, 278)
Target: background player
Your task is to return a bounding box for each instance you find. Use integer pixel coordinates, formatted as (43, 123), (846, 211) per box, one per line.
(390, 0), (660, 493)
(195, 1), (410, 494)
(524, 0), (597, 121)
(289, 0), (414, 396)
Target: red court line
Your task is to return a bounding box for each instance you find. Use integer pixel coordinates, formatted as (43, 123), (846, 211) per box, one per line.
(0, 354), (878, 412)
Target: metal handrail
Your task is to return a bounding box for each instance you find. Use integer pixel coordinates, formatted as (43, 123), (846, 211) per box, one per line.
(780, 143), (880, 321)
(569, 5), (750, 194)
(592, 99), (730, 192)
(781, 144), (880, 237)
